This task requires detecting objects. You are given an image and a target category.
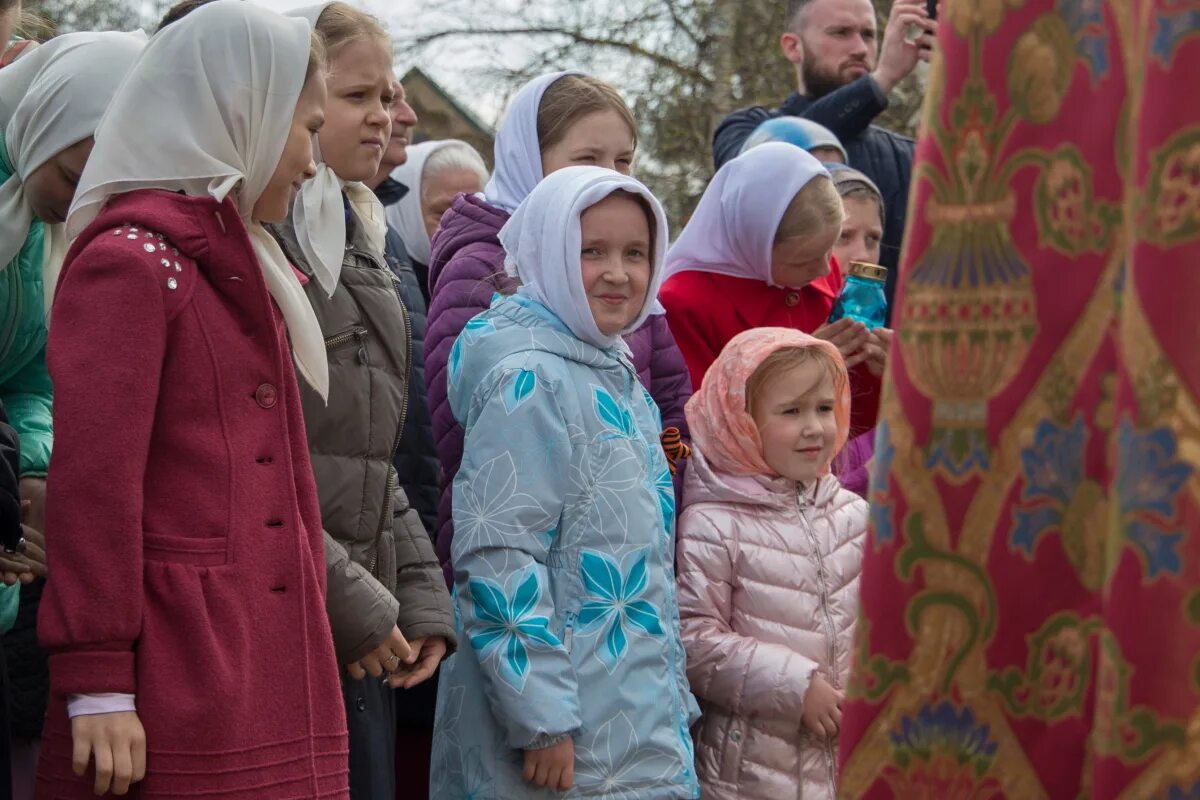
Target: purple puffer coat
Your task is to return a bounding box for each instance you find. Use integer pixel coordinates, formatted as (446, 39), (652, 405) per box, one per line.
(424, 192), (693, 585)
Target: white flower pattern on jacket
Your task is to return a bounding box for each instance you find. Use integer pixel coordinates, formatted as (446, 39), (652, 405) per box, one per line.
(431, 294), (700, 799)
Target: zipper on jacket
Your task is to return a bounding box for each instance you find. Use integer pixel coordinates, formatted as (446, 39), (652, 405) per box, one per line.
(562, 611), (576, 653)
(798, 485), (841, 791)
(367, 270), (413, 577)
(323, 326), (369, 365)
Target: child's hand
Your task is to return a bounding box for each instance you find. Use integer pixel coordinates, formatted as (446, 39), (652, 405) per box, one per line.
(814, 319), (871, 367)
(1, 525), (47, 585)
(864, 328), (894, 377)
(802, 674), (845, 739)
(385, 635), (448, 689)
(523, 736), (575, 791)
(345, 625), (414, 680)
(71, 711), (147, 796)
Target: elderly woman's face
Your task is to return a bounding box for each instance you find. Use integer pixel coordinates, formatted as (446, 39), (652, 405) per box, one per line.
(421, 165), (484, 242)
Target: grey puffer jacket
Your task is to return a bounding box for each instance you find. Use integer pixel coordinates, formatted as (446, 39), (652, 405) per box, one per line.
(270, 213), (454, 665)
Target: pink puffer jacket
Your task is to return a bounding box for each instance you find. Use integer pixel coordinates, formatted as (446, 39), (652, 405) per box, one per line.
(676, 447), (868, 800)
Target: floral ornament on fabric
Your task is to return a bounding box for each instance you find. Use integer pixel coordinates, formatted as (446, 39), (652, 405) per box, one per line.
(448, 315), (498, 391)
(578, 548), (664, 673)
(685, 327), (849, 478)
(882, 699), (1003, 797)
(574, 711), (681, 799)
(654, 465), (676, 535)
(502, 369), (538, 414)
(594, 385), (637, 440)
(466, 568), (562, 692)
(1115, 419), (1193, 579)
(870, 421), (897, 546)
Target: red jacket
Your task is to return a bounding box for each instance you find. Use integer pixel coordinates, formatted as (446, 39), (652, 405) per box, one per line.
(660, 263), (881, 435)
(35, 191), (349, 799)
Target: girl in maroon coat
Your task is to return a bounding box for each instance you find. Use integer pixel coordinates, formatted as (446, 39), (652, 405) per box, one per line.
(35, 4), (349, 797)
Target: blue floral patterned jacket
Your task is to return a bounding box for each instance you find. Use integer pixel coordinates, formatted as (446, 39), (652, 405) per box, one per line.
(431, 293), (701, 799)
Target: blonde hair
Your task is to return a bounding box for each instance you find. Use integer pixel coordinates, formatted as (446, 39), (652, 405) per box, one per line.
(774, 175), (844, 242)
(745, 346), (848, 420)
(537, 75), (637, 153)
(313, 2), (390, 56)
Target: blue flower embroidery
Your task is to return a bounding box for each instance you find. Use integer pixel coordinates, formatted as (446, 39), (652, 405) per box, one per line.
(1116, 419), (1193, 578)
(467, 569), (562, 692)
(1150, 8), (1200, 66)
(870, 422), (897, 545)
(578, 549), (663, 673)
(502, 369), (537, 414)
(1056, 0), (1110, 79)
(890, 700), (998, 774)
(1010, 417), (1087, 556)
(594, 386), (636, 439)
(655, 466), (675, 535)
(1162, 780), (1200, 800)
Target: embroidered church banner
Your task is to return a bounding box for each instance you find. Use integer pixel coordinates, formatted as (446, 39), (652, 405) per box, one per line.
(837, 0), (1200, 795)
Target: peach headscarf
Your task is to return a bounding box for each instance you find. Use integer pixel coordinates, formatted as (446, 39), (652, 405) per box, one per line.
(685, 327), (850, 478)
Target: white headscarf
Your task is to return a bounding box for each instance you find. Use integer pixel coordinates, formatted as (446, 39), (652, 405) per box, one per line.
(67, 1), (332, 401)
(385, 139), (472, 265)
(499, 165), (668, 351)
(664, 142), (830, 287)
(0, 31), (147, 280)
(483, 70), (582, 214)
(286, 2), (388, 298)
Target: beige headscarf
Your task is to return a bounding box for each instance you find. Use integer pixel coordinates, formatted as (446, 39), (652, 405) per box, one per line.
(67, 1), (332, 400)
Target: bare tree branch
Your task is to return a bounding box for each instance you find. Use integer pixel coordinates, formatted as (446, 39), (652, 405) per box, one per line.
(409, 26), (707, 82)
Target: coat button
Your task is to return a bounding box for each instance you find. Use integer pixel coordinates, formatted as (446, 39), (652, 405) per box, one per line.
(355, 695), (367, 712)
(730, 730), (741, 742)
(784, 291), (800, 307)
(255, 383), (277, 408)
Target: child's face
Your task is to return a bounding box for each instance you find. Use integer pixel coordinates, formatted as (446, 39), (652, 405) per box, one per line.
(541, 109), (636, 177)
(834, 195), (883, 267)
(769, 220), (840, 288)
(317, 38), (394, 183)
(579, 193), (652, 336)
(750, 358), (838, 483)
(24, 137), (94, 225)
(254, 70), (326, 224)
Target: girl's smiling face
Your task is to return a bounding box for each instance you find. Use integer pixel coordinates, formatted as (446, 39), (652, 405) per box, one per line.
(579, 192), (652, 336)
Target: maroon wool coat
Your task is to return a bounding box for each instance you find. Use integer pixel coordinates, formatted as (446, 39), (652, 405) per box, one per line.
(34, 191), (349, 799)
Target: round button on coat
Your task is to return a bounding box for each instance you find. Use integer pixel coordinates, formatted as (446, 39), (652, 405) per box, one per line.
(784, 291), (800, 307)
(255, 383), (278, 409)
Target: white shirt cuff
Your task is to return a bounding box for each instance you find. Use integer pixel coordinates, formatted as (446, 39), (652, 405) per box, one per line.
(67, 693), (137, 718)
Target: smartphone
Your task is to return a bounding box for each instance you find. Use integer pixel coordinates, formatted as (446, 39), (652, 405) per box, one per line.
(905, 0), (937, 45)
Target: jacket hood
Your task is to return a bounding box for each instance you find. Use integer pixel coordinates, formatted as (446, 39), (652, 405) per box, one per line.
(428, 192), (509, 294)
(683, 444), (843, 511)
(447, 293), (629, 423)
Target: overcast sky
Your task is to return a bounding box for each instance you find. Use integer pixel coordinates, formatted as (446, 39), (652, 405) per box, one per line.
(252, 0), (536, 126)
